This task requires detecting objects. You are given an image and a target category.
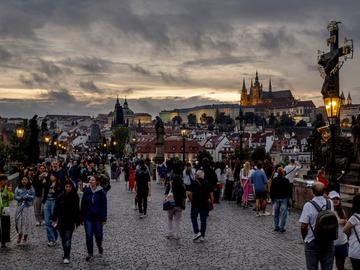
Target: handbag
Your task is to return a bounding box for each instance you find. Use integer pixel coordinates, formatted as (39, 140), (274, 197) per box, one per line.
(2, 206), (10, 216)
(163, 183), (176, 211)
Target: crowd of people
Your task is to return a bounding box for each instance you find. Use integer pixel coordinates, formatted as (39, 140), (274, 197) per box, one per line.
(2, 154), (360, 269)
(0, 157), (109, 264)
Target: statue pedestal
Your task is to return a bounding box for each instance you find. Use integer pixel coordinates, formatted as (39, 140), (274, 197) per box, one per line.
(342, 163), (360, 186)
(154, 142), (164, 164)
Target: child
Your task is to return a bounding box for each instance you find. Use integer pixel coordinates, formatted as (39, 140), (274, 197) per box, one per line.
(14, 176), (35, 244)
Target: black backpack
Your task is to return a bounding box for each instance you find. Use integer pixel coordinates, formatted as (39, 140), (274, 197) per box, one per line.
(309, 199), (338, 242)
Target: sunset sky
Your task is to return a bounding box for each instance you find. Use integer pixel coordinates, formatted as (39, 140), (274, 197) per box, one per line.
(0, 0), (359, 117)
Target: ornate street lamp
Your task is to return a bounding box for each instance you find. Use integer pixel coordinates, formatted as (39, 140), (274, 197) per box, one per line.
(15, 126), (25, 162)
(43, 135), (51, 157)
(131, 137), (137, 155)
(16, 126), (25, 139)
(180, 124), (189, 164)
(323, 95), (341, 191)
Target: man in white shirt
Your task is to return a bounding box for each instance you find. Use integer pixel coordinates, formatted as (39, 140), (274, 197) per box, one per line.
(299, 182), (335, 270)
(284, 159), (301, 206)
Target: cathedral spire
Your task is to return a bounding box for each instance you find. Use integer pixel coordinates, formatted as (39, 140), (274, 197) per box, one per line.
(269, 78), (272, 93)
(242, 78), (246, 90)
(116, 95), (120, 105)
(255, 70), (259, 84)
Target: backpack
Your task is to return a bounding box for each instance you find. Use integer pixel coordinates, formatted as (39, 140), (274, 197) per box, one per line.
(309, 199), (338, 242)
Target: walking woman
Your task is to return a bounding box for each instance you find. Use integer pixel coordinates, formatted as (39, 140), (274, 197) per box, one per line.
(135, 165), (151, 218)
(165, 166), (186, 240)
(81, 175), (107, 262)
(344, 194), (360, 269)
(329, 191), (348, 270)
(0, 174), (14, 248)
(52, 180), (80, 264)
(129, 162), (135, 192)
(14, 176), (35, 245)
(43, 173), (62, 247)
(240, 161), (252, 208)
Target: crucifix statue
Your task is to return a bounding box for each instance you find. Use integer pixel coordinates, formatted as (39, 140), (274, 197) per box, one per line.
(318, 21), (353, 98)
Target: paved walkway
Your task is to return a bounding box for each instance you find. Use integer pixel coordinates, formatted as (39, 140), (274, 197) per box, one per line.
(0, 180), (307, 270)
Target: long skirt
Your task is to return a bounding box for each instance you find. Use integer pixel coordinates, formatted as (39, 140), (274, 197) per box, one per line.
(15, 206), (34, 235)
(0, 215), (11, 243)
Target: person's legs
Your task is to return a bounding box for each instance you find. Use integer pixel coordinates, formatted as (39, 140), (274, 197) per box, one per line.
(94, 220), (103, 253)
(167, 208), (174, 235)
(255, 198), (261, 215)
(351, 258), (360, 270)
(190, 207), (200, 234)
(138, 194), (143, 214)
(305, 240), (320, 270)
(143, 195), (148, 215)
(199, 208), (209, 237)
(60, 229), (73, 259)
(173, 208), (182, 238)
(273, 199), (280, 230)
(34, 196), (42, 224)
(44, 200), (56, 242)
(261, 196), (268, 213)
(279, 199), (288, 230)
(319, 243), (334, 270)
(84, 219), (94, 255)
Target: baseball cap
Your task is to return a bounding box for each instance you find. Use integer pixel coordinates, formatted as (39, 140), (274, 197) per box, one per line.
(329, 191), (341, 199)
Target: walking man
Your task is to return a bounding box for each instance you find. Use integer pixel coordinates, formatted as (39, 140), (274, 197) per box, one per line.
(250, 162), (269, 216)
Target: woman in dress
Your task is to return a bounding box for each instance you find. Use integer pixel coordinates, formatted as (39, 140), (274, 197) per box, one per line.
(0, 174), (14, 248)
(128, 162), (135, 192)
(240, 161), (252, 208)
(14, 176), (35, 245)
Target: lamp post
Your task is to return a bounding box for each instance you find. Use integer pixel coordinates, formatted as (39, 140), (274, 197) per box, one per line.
(323, 95), (341, 191)
(180, 124), (189, 164)
(131, 137), (137, 156)
(44, 135), (51, 157)
(15, 126), (25, 162)
(236, 107), (244, 163)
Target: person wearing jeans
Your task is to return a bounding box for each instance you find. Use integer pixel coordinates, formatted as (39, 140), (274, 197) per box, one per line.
(188, 170), (214, 242)
(32, 165), (47, 226)
(43, 173), (62, 247)
(270, 167), (291, 232)
(81, 176), (107, 262)
(52, 180), (80, 264)
(165, 164), (186, 240)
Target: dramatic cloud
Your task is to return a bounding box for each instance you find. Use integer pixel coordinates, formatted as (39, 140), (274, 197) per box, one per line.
(0, 0), (359, 118)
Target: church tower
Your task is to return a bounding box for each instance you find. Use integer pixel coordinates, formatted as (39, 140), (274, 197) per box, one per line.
(250, 70), (262, 105)
(340, 91), (345, 105)
(240, 79), (249, 106)
(347, 92), (352, 105)
(112, 96), (125, 128)
(269, 78), (272, 94)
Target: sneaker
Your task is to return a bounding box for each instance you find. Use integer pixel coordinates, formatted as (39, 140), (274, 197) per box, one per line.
(280, 229), (286, 233)
(98, 246), (104, 255)
(142, 214), (147, 218)
(48, 241), (56, 247)
(139, 213), (144, 219)
(193, 232), (201, 241)
(85, 255), (93, 262)
(165, 233), (174, 239)
(256, 213), (261, 217)
(274, 227), (280, 232)
(263, 211), (271, 216)
(63, 258), (70, 264)
(199, 236), (206, 242)
(35, 221), (40, 226)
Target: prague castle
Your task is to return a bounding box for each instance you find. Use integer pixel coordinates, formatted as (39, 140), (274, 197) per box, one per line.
(240, 71), (295, 107)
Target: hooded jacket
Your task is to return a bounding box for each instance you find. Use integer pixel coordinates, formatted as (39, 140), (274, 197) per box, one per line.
(81, 185), (107, 222)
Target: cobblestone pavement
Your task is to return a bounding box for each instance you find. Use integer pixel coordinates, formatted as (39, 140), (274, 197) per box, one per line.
(0, 179), (308, 270)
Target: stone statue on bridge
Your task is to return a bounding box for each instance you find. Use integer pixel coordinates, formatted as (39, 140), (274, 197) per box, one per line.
(352, 115), (360, 164)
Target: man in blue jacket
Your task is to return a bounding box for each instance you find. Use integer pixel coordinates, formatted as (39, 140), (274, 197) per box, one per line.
(250, 162), (269, 217)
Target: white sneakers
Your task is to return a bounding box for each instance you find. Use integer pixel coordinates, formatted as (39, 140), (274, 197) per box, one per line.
(63, 258), (70, 264)
(47, 241), (56, 247)
(193, 232), (201, 241)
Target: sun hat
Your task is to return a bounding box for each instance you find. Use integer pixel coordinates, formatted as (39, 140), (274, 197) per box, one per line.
(329, 191), (341, 199)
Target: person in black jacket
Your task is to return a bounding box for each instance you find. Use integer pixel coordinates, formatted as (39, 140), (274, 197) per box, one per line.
(52, 180), (80, 264)
(202, 158), (218, 203)
(81, 175), (107, 262)
(164, 165), (186, 240)
(135, 165), (151, 219)
(270, 167), (291, 233)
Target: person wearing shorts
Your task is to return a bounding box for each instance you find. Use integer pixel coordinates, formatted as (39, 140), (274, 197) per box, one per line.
(250, 162), (269, 217)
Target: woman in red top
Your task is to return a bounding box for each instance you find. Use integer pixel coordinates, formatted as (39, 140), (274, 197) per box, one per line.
(128, 163), (135, 192)
(316, 168), (329, 190)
